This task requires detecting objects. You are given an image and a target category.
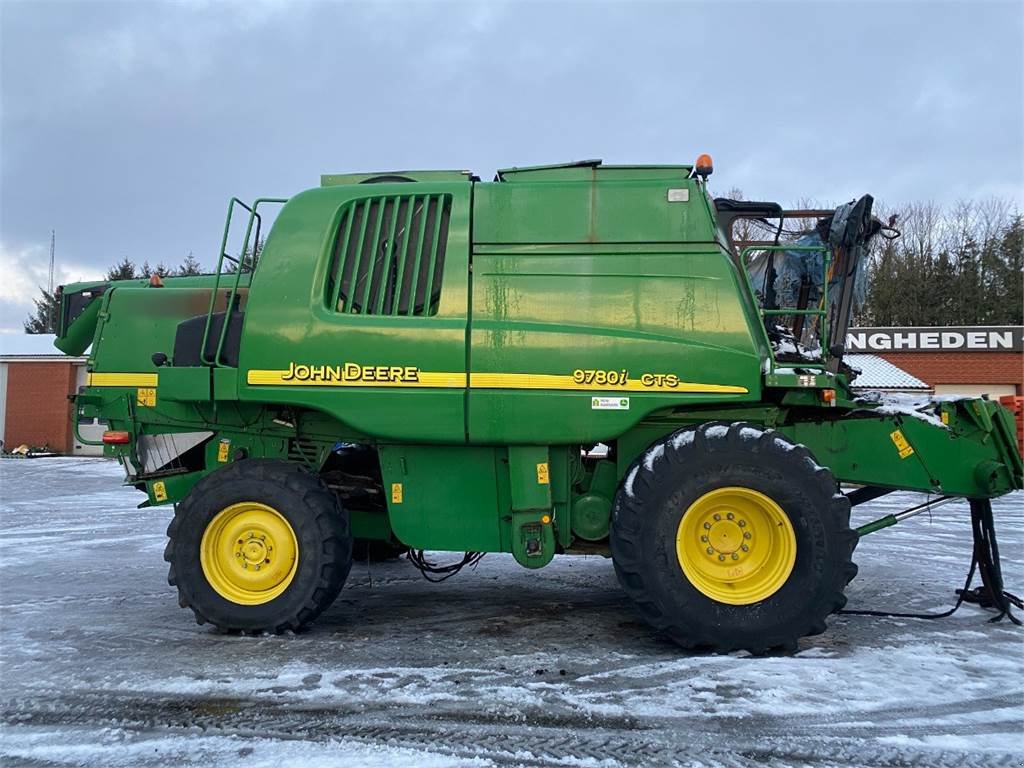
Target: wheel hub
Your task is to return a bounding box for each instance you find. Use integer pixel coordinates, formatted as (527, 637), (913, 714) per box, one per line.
(201, 502), (298, 605)
(676, 487), (796, 605)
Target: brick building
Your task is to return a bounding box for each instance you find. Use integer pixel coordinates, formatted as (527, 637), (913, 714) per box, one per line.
(846, 326), (1023, 398)
(0, 334), (102, 455)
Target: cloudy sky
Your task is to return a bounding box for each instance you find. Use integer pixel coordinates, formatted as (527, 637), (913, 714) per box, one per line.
(1, 0), (1021, 333)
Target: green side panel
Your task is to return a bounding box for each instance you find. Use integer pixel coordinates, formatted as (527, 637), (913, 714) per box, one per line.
(467, 243), (762, 444)
(378, 445), (501, 551)
(212, 368), (239, 400)
(495, 162), (692, 183)
(90, 286), (238, 376)
(508, 445), (552, 511)
(159, 367), (210, 401)
(473, 179), (713, 244)
(350, 509), (393, 542)
(238, 183), (472, 443)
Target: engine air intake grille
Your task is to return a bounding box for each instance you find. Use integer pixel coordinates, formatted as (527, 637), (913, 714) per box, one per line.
(326, 194), (452, 316)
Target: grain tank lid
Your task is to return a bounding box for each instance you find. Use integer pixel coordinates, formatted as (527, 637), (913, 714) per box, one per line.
(495, 160), (693, 182)
(321, 170), (475, 186)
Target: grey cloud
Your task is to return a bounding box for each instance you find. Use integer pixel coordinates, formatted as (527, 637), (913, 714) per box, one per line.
(1, 0), (1021, 331)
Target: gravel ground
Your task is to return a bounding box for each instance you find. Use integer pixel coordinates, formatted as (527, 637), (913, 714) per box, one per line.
(1, 457), (1022, 767)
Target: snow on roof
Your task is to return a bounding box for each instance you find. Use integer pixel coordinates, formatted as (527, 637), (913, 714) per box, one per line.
(846, 354), (930, 392)
(0, 333), (86, 360)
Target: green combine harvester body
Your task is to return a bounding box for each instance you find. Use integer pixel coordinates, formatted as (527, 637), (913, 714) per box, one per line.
(55, 159), (1023, 651)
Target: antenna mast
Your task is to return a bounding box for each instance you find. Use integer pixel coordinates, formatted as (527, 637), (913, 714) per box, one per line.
(48, 230), (55, 294)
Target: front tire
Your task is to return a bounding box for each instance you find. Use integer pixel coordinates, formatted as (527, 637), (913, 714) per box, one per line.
(610, 422), (857, 653)
(165, 459), (353, 632)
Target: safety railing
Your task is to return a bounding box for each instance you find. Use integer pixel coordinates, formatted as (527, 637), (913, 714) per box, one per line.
(200, 197), (287, 366)
(740, 244), (832, 374)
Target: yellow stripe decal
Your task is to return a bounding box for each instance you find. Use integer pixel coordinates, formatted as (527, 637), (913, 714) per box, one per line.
(469, 372), (748, 394)
(247, 367), (747, 394)
(87, 372), (159, 387)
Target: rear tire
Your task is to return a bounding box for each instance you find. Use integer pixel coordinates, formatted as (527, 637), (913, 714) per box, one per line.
(610, 422), (857, 653)
(165, 459), (353, 633)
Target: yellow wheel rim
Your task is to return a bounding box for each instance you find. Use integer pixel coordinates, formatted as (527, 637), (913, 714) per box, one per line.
(200, 502), (298, 605)
(676, 487), (796, 605)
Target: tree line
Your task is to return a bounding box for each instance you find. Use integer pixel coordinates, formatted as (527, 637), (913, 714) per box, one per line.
(857, 199), (1022, 327)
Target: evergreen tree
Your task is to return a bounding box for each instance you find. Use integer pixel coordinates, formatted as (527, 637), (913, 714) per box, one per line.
(106, 257), (138, 281)
(177, 252), (203, 276)
(23, 287), (60, 333)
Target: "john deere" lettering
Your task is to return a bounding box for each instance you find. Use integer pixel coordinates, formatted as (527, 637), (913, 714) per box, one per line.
(282, 362), (421, 383)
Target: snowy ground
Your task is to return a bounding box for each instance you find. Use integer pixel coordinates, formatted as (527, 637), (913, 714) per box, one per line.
(1, 458), (1022, 767)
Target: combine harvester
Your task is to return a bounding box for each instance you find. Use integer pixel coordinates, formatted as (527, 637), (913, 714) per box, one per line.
(54, 157), (1022, 652)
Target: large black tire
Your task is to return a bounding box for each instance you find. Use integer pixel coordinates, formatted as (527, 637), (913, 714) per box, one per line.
(165, 459), (353, 633)
(610, 422), (857, 653)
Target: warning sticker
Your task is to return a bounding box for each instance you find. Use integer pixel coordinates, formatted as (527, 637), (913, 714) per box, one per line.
(217, 439), (231, 463)
(152, 481), (167, 502)
(136, 388), (156, 407)
(592, 397), (629, 410)
(536, 462), (550, 485)
(890, 429), (914, 459)
(391, 483), (403, 504)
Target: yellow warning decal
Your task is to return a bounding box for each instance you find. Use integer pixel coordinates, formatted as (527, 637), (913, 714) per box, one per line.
(890, 429), (914, 459)
(217, 439), (231, 463)
(391, 483), (404, 504)
(136, 387), (157, 407)
(536, 462), (550, 485)
(87, 372), (159, 388)
(152, 481), (167, 502)
(941, 411), (950, 425)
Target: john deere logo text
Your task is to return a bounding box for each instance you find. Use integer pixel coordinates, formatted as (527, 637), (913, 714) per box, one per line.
(282, 362), (421, 383)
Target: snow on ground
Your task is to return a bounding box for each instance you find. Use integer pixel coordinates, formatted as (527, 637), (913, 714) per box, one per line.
(1, 458), (1022, 767)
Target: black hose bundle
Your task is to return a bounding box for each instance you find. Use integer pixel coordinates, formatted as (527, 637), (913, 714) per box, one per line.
(840, 499), (1021, 624)
(407, 549), (486, 583)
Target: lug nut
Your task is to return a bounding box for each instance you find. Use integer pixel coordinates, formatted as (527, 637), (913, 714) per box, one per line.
(738, 521), (746, 528)
(264, 558), (270, 564)
(255, 565), (260, 571)
(718, 554), (725, 561)
(741, 544), (749, 552)
(731, 553), (739, 560)
(727, 512), (734, 520)
(235, 552), (241, 558)
(713, 513), (721, 521)
(744, 532), (752, 539)
(703, 522), (711, 530)
(706, 547), (714, 554)
(701, 535), (708, 542)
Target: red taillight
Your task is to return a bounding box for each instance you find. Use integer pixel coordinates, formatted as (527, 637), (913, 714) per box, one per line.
(102, 430), (131, 445)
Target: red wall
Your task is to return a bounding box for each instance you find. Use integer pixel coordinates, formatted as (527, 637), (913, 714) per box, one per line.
(4, 362), (78, 453)
(875, 352), (1022, 393)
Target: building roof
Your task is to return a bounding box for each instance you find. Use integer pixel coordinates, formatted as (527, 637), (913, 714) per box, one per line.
(0, 334), (87, 362)
(846, 354), (931, 392)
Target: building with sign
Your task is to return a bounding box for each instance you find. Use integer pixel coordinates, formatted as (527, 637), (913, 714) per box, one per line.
(846, 326), (1023, 398)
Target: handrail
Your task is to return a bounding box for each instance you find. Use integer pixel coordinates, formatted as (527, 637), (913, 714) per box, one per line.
(740, 244), (832, 375)
(200, 197), (287, 366)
